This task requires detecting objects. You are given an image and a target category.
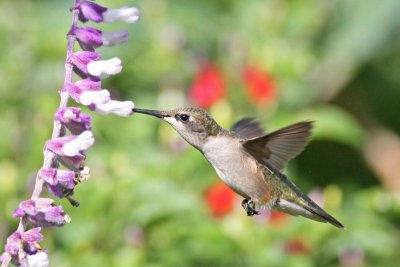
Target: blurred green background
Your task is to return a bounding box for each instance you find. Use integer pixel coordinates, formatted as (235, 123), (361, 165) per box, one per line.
(1, 0), (400, 266)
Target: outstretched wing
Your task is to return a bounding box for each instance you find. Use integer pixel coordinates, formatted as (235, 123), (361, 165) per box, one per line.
(242, 121), (314, 170)
(231, 118), (264, 139)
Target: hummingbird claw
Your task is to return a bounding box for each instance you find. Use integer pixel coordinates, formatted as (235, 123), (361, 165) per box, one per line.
(241, 199), (259, 216)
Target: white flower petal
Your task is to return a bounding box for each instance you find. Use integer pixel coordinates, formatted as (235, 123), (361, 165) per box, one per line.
(63, 109), (75, 119)
(103, 6), (140, 23)
(87, 58), (122, 79)
(63, 131), (95, 157)
(26, 252), (49, 267)
(78, 166), (91, 182)
(79, 90), (110, 105)
(95, 100), (134, 117)
(101, 30), (129, 46)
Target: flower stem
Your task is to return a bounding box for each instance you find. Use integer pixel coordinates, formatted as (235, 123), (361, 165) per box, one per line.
(17, 0), (80, 233)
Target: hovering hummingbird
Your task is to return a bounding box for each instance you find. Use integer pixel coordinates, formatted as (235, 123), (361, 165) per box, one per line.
(133, 107), (344, 229)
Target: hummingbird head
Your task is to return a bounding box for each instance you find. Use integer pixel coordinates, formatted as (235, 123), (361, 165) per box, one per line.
(133, 107), (222, 150)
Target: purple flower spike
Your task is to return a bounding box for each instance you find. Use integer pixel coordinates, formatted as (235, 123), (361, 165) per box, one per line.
(102, 30), (129, 46)
(39, 168), (76, 198)
(72, 26), (103, 51)
(3, 228), (45, 266)
(55, 107), (92, 134)
(1, 1), (142, 262)
(13, 199), (69, 227)
(45, 131), (94, 157)
(68, 51), (101, 78)
(75, 1), (108, 23)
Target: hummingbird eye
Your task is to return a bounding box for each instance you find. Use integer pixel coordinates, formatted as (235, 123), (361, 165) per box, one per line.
(178, 114), (190, 122)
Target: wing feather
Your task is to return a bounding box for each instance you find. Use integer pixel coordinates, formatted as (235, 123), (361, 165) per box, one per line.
(231, 118), (264, 139)
(242, 121), (314, 170)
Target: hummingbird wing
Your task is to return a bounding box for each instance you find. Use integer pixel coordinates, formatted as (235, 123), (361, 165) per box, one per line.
(231, 118), (264, 139)
(242, 121), (313, 170)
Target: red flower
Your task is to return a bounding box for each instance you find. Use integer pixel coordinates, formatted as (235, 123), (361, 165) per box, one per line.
(284, 238), (310, 255)
(204, 180), (236, 217)
(243, 65), (277, 105)
(189, 63), (225, 108)
(269, 210), (290, 227)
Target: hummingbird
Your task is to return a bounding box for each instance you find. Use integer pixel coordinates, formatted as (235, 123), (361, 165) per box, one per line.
(132, 107), (344, 229)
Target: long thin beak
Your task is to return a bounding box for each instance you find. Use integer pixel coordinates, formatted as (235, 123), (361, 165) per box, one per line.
(132, 108), (167, 118)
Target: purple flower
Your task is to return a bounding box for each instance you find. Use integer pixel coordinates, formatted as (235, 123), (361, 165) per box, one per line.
(45, 131), (94, 157)
(4, 228), (41, 256)
(74, 1), (140, 24)
(38, 168), (76, 198)
(68, 51), (122, 79)
(65, 82), (110, 105)
(72, 26), (129, 51)
(93, 100), (135, 117)
(13, 199), (69, 227)
(54, 107), (92, 134)
(58, 153), (86, 170)
(75, 1), (108, 23)
(44, 131), (92, 170)
(72, 26), (103, 51)
(2, 228), (45, 266)
(68, 51), (101, 78)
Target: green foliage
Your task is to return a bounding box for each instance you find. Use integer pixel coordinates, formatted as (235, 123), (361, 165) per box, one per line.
(1, 0), (400, 266)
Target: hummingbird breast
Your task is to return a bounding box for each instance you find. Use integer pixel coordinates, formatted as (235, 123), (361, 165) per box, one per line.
(202, 136), (275, 205)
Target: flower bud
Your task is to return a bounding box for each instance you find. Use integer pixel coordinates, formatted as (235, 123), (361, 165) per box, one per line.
(72, 26), (103, 51)
(13, 199), (69, 227)
(2, 228), (45, 266)
(54, 107), (92, 134)
(75, 1), (107, 23)
(39, 168), (76, 198)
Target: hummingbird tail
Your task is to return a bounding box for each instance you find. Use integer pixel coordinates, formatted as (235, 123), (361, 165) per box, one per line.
(303, 203), (345, 229)
(270, 168), (345, 229)
(275, 198), (345, 229)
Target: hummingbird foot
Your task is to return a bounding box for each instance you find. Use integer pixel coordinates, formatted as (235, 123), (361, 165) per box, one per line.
(241, 199), (259, 216)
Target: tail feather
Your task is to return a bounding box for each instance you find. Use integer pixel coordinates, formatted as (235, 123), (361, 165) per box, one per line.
(275, 198), (345, 229)
(304, 204), (345, 229)
(270, 168), (345, 229)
